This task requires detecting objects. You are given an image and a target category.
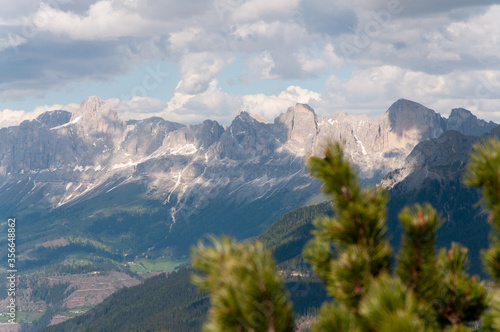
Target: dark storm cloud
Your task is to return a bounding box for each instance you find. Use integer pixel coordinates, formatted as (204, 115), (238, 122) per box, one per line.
(0, 34), (151, 99)
(300, 0), (358, 35)
(395, 0), (499, 17)
(352, 0), (498, 17)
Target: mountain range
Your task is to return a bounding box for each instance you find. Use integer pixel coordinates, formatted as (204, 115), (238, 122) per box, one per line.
(46, 125), (497, 330)
(3, 96), (498, 330)
(1, 97), (496, 257)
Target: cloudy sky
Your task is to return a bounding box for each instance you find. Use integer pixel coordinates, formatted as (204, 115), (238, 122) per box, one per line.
(0, 0), (499, 127)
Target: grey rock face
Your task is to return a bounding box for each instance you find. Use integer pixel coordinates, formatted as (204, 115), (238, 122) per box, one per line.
(275, 104), (318, 147)
(382, 130), (479, 190)
(36, 110), (72, 128)
(385, 129), (489, 275)
(216, 112), (277, 160)
(446, 108), (497, 136)
(381, 107), (500, 190)
(387, 99), (446, 141)
(122, 117), (185, 157)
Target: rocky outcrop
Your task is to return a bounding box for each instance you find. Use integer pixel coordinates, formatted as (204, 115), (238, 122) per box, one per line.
(384, 130), (489, 274)
(36, 110), (72, 129)
(275, 104), (318, 147)
(385, 99), (446, 143)
(381, 130), (479, 190)
(216, 111), (277, 160)
(315, 99), (461, 181)
(446, 108), (497, 136)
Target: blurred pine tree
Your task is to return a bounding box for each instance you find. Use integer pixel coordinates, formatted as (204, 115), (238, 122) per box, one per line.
(192, 139), (500, 331)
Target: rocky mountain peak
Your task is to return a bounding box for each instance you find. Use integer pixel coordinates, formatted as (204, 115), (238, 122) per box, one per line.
(275, 103), (318, 145)
(383, 98), (446, 142)
(369, 99), (445, 166)
(277, 103), (317, 122)
(449, 108), (473, 119)
(236, 110), (269, 124)
(68, 96), (125, 139)
(73, 96), (120, 123)
(387, 98), (429, 117)
(387, 99), (444, 133)
(447, 108), (497, 136)
(36, 110), (72, 129)
(291, 103), (316, 114)
(383, 129), (479, 190)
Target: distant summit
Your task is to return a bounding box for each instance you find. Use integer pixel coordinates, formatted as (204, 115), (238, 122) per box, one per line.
(386, 99), (446, 138)
(70, 96), (125, 137)
(275, 103), (318, 146)
(35, 110), (72, 129)
(236, 110), (269, 124)
(447, 107), (497, 136)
